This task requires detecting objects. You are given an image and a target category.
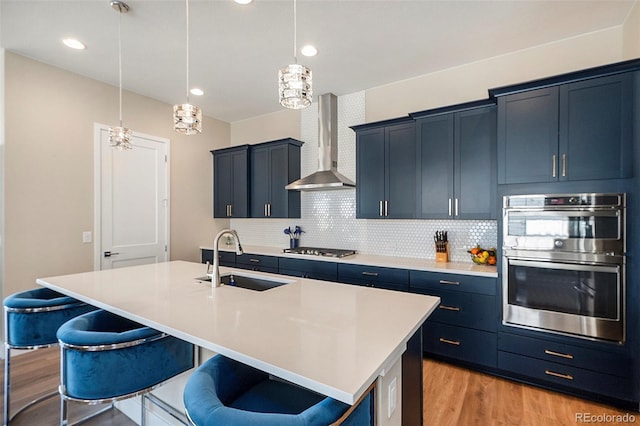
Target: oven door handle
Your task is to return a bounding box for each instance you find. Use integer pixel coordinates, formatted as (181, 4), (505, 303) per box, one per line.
(505, 209), (620, 218)
(506, 258), (621, 273)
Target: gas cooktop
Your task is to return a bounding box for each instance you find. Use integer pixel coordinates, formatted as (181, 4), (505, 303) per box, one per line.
(283, 247), (356, 258)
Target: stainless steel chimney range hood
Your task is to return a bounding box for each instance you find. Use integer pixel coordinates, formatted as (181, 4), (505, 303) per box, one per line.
(285, 93), (356, 191)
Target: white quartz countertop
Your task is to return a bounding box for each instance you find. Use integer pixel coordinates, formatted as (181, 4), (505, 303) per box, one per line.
(37, 261), (439, 405)
(202, 244), (498, 278)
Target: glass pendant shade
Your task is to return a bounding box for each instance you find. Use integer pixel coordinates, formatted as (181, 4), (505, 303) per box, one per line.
(279, 63), (312, 109)
(108, 126), (133, 150)
(173, 103), (202, 135)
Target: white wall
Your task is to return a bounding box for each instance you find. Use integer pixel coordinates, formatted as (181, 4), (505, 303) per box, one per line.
(365, 26), (624, 122)
(0, 48), (5, 340)
(3, 53), (230, 298)
(230, 108), (300, 146)
(623, 0), (640, 59)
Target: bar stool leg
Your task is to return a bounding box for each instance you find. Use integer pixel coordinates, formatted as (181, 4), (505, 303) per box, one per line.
(141, 394), (146, 426)
(60, 396), (68, 426)
(4, 345), (10, 426)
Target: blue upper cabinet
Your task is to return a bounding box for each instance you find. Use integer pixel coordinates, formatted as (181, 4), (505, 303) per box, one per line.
(559, 73), (634, 181)
(497, 87), (559, 184)
(353, 120), (416, 219)
(250, 138), (303, 218)
(413, 102), (496, 220)
(211, 145), (250, 218)
(496, 72), (635, 184)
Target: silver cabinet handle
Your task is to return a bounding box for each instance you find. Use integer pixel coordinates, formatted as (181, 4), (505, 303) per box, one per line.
(544, 349), (573, 359)
(439, 305), (460, 312)
(361, 271), (379, 277)
(264, 204), (268, 217)
(448, 198), (452, 216)
(384, 200), (388, 217)
(439, 338), (460, 346)
(268, 203), (271, 217)
(249, 258), (261, 263)
(562, 154), (566, 177)
(545, 370), (573, 380)
(552, 154), (557, 178)
(454, 198), (459, 217)
(379, 201), (384, 217)
(229, 205), (233, 217)
(439, 279), (460, 286)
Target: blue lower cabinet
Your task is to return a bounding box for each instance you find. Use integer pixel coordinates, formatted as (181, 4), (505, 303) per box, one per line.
(278, 258), (338, 282)
(498, 332), (631, 378)
(498, 351), (633, 401)
(413, 287), (496, 332)
(337, 264), (409, 292)
(235, 254), (278, 273)
(423, 321), (497, 368)
(201, 249), (236, 267)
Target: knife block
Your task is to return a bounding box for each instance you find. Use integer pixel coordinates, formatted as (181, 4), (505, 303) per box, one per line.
(435, 243), (449, 263)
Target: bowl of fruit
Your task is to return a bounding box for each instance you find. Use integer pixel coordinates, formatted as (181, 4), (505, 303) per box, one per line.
(468, 246), (497, 265)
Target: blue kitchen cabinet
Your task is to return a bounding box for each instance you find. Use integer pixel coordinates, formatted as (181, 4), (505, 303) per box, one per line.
(250, 138), (303, 218)
(211, 145), (249, 218)
(352, 119), (416, 219)
(338, 264), (409, 292)
(235, 254), (279, 274)
(201, 249), (236, 267)
(410, 271), (498, 368)
(498, 332), (634, 402)
(496, 72), (634, 184)
(413, 102), (496, 219)
(278, 257), (338, 282)
(559, 73), (634, 181)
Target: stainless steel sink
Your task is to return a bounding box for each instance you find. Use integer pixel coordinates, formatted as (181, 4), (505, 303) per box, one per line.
(195, 273), (291, 291)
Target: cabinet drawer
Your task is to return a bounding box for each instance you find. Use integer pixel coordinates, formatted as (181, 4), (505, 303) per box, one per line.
(423, 322), (496, 368)
(498, 351), (633, 401)
(278, 258), (338, 281)
(498, 332), (630, 378)
(236, 254), (278, 273)
(415, 288), (496, 332)
(338, 264), (409, 292)
(410, 271), (496, 296)
(279, 269), (336, 282)
(201, 249), (236, 267)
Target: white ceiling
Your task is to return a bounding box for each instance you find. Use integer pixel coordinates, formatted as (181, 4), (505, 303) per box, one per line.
(1, 0), (635, 123)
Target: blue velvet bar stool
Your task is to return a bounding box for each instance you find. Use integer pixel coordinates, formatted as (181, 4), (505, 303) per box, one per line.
(3, 287), (95, 425)
(183, 354), (374, 426)
(56, 309), (194, 426)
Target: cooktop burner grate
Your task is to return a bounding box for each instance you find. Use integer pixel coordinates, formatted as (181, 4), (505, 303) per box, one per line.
(283, 247), (356, 258)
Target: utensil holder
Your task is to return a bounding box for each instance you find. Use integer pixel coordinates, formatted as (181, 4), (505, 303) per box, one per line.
(289, 239), (299, 249)
(435, 243), (449, 263)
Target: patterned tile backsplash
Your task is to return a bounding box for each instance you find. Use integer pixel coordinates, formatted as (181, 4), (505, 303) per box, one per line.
(231, 91), (497, 262)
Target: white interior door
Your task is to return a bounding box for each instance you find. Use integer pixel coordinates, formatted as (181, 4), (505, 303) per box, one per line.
(96, 125), (169, 270)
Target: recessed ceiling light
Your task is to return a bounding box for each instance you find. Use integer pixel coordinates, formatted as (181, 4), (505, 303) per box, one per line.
(190, 88), (204, 96)
(62, 38), (86, 50)
(300, 45), (317, 57)
(234, 0), (253, 4)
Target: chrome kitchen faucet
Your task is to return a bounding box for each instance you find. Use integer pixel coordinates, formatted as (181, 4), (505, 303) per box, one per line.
(211, 229), (244, 287)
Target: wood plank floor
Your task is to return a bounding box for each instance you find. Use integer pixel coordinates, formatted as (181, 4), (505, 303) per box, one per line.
(1, 347), (638, 425)
(424, 358), (639, 426)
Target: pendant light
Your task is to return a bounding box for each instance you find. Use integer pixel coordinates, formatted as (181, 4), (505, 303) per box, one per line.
(173, 0), (202, 135)
(278, 0), (312, 109)
(108, 1), (133, 150)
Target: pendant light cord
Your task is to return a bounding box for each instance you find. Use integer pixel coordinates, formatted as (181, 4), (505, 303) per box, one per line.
(293, 0), (297, 64)
(185, 0), (190, 104)
(118, 8), (123, 127)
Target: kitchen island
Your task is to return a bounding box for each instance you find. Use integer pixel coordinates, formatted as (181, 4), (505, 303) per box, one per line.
(36, 260), (439, 425)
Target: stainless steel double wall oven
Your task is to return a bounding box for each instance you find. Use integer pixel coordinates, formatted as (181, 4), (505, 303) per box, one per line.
(502, 193), (626, 342)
